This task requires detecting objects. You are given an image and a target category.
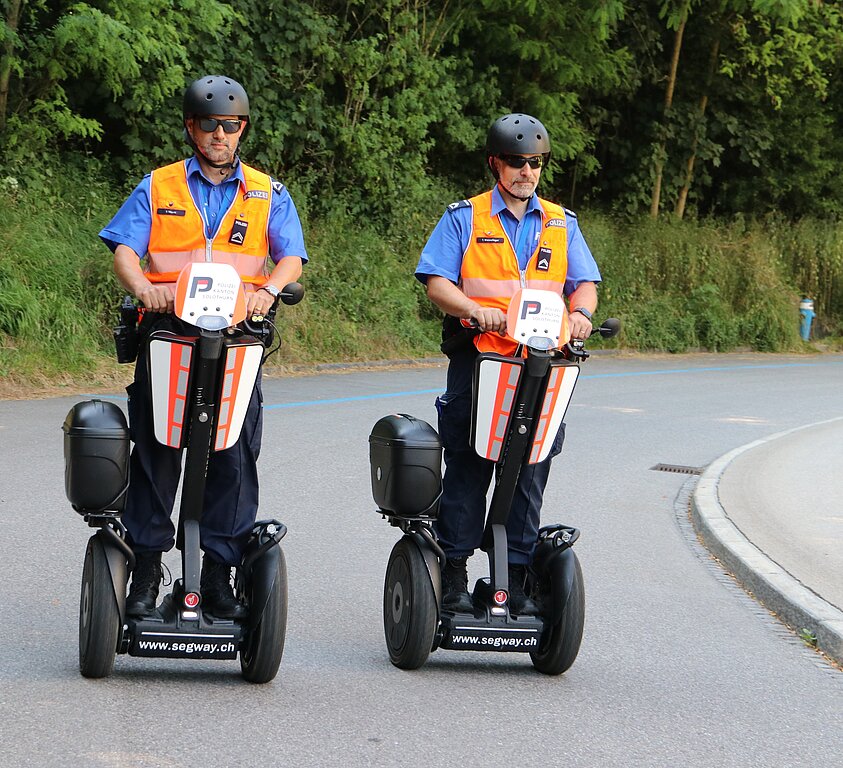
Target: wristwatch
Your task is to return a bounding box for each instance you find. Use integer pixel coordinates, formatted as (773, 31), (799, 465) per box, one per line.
(259, 284), (280, 300)
(572, 307), (592, 320)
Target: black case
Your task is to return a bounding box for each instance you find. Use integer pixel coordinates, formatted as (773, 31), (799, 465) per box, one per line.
(369, 414), (442, 518)
(63, 400), (130, 513)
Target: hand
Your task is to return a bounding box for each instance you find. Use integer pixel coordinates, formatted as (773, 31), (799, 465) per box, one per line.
(137, 284), (174, 313)
(468, 306), (508, 335)
(567, 311), (593, 341)
(247, 287), (275, 320)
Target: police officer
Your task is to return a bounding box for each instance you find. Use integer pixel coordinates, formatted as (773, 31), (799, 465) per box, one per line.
(99, 75), (307, 619)
(415, 113), (601, 615)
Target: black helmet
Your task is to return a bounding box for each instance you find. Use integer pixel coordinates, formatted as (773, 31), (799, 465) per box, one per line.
(485, 113), (551, 157)
(183, 75), (250, 119)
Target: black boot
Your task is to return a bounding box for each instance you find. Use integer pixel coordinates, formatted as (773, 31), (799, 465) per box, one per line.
(126, 551), (163, 617)
(441, 557), (474, 613)
(200, 556), (248, 620)
(508, 564), (539, 616)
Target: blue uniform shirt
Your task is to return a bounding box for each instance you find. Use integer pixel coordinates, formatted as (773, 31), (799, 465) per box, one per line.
(416, 186), (600, 295)
(99, 156), (308, 264)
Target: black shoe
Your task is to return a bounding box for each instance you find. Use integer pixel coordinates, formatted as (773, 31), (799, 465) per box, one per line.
(508, 564), (539, 616)
(441, 557), (474, 613)
(126, 551), (163, 617)
(200, 557), (248, 620)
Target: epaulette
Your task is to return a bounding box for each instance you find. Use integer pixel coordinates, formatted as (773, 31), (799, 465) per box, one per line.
(564, 207), (577, 219)
(446, 199), (471, 214)
(271, 178), (285, 195)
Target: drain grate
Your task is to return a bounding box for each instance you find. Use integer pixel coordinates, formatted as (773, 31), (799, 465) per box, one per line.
(651, 463), (704, 475)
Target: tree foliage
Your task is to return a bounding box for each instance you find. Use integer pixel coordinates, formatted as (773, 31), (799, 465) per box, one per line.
(3, 0), (842, 220)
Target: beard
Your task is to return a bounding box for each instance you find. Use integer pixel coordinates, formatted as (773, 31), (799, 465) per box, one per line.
(199, 139), (235, 166)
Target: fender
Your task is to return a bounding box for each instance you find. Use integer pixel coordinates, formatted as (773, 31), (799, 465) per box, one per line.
(241, 543), (282, 630)
(408, 531), (442, 620)
(533, 540), (578, 627)
(95, 527), (132, 637)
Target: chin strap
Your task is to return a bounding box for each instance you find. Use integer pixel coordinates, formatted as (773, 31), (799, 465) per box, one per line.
(204, 152), (240, 178)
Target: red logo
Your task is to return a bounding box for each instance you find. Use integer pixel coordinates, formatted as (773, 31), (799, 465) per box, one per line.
(493, 590), (508, 605)
(184, 592), (200, 608)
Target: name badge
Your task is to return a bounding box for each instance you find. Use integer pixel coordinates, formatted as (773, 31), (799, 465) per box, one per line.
(157, 208), (186, 216)
(476, 237), (504, 244)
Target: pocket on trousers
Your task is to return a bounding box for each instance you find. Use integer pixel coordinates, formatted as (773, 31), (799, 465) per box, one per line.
(436, 393), (472, 453)
(126, 382), (138, 443)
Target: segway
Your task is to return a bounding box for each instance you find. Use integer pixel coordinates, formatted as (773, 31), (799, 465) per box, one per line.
(369, 289), (619, 674)
(63, 262), (303, 682)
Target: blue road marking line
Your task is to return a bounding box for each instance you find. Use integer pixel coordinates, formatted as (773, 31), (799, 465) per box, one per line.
(82, 359), (842, 410)
(264, 389), (439, 410)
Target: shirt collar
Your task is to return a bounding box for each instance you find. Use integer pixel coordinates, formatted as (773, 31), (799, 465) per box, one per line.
(490, 184), (545, 218)
(186, 155), (247, 192)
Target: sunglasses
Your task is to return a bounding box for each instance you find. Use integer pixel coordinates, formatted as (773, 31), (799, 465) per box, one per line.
(499, 154), (544, 169)
(196, 117), (244, 134)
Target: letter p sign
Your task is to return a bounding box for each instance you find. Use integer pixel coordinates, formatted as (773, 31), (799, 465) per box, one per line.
(189, 276), (213, 298)
(520, 300), (542, 320)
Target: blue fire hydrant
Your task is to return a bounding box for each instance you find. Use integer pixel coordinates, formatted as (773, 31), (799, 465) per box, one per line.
(799, 298), (815, 341)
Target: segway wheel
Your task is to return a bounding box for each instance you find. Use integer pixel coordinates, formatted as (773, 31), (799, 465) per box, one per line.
(530, 551), (585, 676)
(240, 548), (288, 684)
(79, 536), (121, 679)
(383, 536), (437, 670)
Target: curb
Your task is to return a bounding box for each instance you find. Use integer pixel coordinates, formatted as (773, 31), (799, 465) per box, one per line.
(690, 417), (843, 667)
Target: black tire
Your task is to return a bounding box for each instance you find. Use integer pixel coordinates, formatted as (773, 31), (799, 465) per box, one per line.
(240, 548), (287, 684)
(530, 551), (585, 676)
(383, 537), (437, 670)
(79, 536), (121, 679)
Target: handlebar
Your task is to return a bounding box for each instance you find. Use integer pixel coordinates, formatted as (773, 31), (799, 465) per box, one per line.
(440, 315), (621, 358)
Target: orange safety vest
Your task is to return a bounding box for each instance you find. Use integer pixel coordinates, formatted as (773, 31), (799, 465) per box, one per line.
(146, 160), (272, 292)
(460, 190), (569, 355)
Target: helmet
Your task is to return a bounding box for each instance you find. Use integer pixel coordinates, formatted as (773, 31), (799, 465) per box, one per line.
(485, 113), (551, 157)
(183, 75), (250, 120)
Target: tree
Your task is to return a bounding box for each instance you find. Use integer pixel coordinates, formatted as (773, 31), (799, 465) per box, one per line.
(645, 0), (827, 218)
(0, 0), (234, 175)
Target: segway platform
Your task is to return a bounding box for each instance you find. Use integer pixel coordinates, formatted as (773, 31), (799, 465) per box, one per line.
(439, 611), (543, 653)
(126, 593), (244, 660)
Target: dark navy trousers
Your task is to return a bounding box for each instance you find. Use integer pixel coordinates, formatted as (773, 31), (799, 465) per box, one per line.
(122, 326), (263, 566)
(433, 348), (565, 565)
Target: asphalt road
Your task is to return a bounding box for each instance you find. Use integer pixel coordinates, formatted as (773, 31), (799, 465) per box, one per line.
(1, 352), (841, 768)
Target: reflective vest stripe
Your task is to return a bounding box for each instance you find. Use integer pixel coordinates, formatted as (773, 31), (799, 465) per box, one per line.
(144, 249), (269, 286)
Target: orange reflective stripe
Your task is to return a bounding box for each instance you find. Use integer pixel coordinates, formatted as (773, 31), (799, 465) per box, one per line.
(148, 272), (182, 283)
